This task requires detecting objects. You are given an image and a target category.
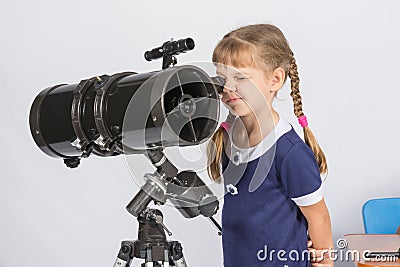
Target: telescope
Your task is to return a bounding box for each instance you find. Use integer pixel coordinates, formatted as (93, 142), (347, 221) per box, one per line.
(29, 37), (225, 168)
(29, 38), (226, 267)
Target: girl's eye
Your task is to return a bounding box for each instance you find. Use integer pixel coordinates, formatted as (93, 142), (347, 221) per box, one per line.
(235, 76), (248, 81)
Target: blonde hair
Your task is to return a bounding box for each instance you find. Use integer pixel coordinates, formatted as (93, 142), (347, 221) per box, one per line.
(207, 23), (327, 183)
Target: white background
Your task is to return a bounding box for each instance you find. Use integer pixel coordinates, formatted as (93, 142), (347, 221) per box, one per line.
(1, 0), (399, 266)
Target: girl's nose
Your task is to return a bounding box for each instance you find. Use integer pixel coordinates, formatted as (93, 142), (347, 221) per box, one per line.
(223, 80), (236, 93)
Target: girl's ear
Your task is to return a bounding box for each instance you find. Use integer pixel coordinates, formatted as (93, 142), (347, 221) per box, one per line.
(268, 67), (286, 92)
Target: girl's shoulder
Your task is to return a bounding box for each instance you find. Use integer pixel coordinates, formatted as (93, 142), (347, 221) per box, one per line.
(275, 127), (318, 172)
(276, 126), (304, 148)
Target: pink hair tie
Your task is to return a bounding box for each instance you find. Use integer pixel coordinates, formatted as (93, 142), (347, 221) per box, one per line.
(298, 115), (308, 127)
(220, 122), (231, 131)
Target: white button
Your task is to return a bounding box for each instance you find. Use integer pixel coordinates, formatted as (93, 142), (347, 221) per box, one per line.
(232, 151), (241, 165)
(226, 184), (238, 195)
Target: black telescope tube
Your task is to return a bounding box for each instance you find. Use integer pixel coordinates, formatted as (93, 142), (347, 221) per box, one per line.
(29, 65), (220, 167)
(30, 84), (83, 159)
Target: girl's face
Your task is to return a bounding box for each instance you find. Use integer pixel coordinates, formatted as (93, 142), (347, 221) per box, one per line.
(216, 64), (275, 118)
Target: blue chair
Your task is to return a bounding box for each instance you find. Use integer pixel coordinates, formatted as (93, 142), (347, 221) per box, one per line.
(362, 197), (400, 234)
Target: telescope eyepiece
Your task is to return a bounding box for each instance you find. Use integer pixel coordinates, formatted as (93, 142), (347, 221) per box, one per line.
(144, 48), (163, 62)
(144, 38), (195, 62)
(211, 76), (226, 94)
(171, 38), (195, 54)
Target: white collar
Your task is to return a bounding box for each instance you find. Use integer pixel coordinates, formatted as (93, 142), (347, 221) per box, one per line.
(224, 115), (292, 165)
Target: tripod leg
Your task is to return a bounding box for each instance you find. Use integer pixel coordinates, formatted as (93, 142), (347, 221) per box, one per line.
(142, 248), (170, 267)
(169, 241), (187, 267)
(144, 247), (154, 267)
(162, 249), (169, 267)
(114, 241), (134, 267)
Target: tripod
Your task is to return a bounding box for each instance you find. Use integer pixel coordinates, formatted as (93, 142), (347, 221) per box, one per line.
(113, 208), (187, 267)
(113, 149), (221, 267)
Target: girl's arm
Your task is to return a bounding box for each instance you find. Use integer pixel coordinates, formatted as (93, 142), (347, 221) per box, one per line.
(299, 198), (334, 266)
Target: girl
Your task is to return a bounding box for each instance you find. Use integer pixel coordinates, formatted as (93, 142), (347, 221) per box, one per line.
(207, 24), (334, 267)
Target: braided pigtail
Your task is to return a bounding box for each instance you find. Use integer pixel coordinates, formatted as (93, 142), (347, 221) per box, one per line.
(288, 56), (328, 174)
(207, 112), (235, 183)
